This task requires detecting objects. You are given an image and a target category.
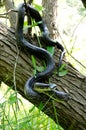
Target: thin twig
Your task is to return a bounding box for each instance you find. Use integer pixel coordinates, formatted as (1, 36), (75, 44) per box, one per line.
(58, 32), (86, 70)
(13, 43), (19, 111)
(13, 44), (19, 91)
(0, 9), (18, 16)
(72, 14), (86, 37)
(67, 53), (86, 70)
(0, 15), (8, 18)
(70, 15), (86, 54)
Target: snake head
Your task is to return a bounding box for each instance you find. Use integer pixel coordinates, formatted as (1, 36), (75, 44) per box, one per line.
(52, 89), (70, 101)
(34, 82), (70, 101)
(48, 84), (70, 101)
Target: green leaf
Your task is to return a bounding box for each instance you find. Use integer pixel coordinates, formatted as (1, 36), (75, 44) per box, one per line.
(47, 46), (55, 56)
(24, 20), (42, 28)
(36, 66), (45, 72)
(8, 94), (17, 105)
(38, 102), (44, 111)
(31, 55), (37, 75)
(24, 21), (28, 26)
(59, 63), (67, 71)
(29, 21), (42, 28)
(31, 55), (36, 68)
(33, 3), (43, 12)
(29, 105), (35, 113)
(58, 64), (68, 76)
(59, 70), (68, 77)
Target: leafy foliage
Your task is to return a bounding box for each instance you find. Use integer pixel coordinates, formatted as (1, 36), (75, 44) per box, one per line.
(0, 83), (63, 130)
(58, 64), (68, 77)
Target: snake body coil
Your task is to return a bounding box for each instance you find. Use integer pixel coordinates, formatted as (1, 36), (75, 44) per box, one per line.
(25, 4), (65, 67)
(16, 3), (56, 98)
(16, 3), (69, 101)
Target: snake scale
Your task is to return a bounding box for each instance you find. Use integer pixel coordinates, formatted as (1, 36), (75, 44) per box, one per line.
(15, 3), (69, 101)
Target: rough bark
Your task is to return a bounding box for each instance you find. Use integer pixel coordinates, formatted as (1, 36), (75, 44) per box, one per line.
(42, 1), (86, 129)
(3, 0), (16, 28)
(0, 23), (86, 130)
(42, 0), (59, 39)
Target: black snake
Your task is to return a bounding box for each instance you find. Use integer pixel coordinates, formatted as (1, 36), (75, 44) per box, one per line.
(15, 3), (69, 101)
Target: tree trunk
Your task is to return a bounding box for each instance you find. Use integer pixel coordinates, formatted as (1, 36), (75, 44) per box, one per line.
(81, 0), (86, 8)
(0, 23), (86, 130)
(4, 0), (16, 28)
(42, 0), (59, 39)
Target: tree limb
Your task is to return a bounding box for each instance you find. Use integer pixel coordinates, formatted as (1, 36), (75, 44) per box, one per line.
(0, 22), (86, 130)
